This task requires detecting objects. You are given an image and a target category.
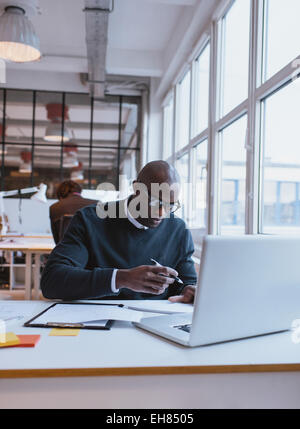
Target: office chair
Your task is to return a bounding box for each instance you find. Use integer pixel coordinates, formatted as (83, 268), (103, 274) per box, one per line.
(58, 214), (73, 242)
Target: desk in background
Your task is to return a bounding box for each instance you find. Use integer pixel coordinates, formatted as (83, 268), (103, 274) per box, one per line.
(0, 236), (55, 300)
(0, 300), (300, 409)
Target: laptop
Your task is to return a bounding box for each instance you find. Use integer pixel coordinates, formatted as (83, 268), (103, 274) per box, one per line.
(134, 235), (300, 347)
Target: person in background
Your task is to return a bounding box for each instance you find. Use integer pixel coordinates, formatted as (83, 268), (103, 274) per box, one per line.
(49, 180), (96, 244)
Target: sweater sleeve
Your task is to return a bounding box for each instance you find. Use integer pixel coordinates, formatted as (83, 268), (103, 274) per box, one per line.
(41, 211), (116, 300)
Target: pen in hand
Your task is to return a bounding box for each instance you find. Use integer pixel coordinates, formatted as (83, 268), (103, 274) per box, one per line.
(150, 258), (184, 284)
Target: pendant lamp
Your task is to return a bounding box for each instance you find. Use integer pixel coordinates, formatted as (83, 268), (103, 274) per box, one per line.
(0, 4), (41, 63)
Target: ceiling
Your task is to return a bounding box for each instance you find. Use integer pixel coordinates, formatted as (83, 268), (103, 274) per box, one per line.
(0, 0), (218, 182)
(6, 0), (200, 79)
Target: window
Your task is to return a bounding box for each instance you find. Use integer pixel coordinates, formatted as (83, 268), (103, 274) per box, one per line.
(176, 71), (191, 150)
(192, 43), (210, 138)
(263, 0), (300, 81)
(163, 95), (174, 159)
(191, 140), (208, 229)
(260, 79), (300, 233)
(219, 115), (247, 234)
(175, 153), (189, 222)
(0, 89), (141, 198)
(219, 0), (250, 117)
(162, 0), (300, 237)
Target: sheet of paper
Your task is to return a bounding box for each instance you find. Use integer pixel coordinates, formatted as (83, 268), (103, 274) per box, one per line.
(125, 301), (194, 314)
(33, 303), (145, 325)
(0, 301), (43, 325)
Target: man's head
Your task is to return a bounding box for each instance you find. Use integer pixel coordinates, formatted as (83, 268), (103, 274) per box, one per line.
(131, 160), (181, 228)
(56, 180), (82, 200)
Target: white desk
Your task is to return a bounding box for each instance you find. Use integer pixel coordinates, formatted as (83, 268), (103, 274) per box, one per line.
(1, 300), (300, 409)
(0, 237), (55, 300)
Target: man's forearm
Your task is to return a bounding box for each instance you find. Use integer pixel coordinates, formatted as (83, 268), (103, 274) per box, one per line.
(41, 261), (116, 300)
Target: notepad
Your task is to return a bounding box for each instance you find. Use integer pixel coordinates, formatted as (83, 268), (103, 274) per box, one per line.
(0, 334), (40, 348)
(49, 328), (79, 336)
(0, 332), (20, 347)
(15, 335), (40, 347)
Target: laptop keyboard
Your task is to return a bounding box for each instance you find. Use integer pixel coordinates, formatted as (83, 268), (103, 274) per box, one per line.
(173, 323), (191, 333)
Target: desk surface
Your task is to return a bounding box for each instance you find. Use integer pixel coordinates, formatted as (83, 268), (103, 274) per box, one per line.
(0, 300), (300, 379)
(0, 237), (55, 251)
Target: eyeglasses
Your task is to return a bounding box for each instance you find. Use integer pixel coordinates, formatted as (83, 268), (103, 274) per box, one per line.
(140, 188), (181, 214)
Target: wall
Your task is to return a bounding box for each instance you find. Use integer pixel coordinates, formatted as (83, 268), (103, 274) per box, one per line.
(4, 69), (87, 93)
(146, 77), (163, 163)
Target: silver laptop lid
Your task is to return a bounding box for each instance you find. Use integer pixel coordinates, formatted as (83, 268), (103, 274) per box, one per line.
(189, 235), (300, 346)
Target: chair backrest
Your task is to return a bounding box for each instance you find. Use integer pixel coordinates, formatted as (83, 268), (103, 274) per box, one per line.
(58, 214), (73, 242)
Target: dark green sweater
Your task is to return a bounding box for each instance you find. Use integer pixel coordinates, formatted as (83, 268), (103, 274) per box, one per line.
(41, 200), (197, 300)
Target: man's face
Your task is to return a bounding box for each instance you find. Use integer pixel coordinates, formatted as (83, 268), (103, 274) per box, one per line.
(133, 181), (181, 228)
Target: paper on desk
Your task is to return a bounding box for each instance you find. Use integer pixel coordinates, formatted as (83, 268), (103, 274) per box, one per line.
(33, 303), (145, 325)
(125, 301), (194, 314)
(0, 301), (39, 326)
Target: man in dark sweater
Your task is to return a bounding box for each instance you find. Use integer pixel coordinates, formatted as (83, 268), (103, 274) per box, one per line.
(41, 161), (197, 303)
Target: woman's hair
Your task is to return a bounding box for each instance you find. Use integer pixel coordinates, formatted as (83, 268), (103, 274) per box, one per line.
(56, 180), (82, 200)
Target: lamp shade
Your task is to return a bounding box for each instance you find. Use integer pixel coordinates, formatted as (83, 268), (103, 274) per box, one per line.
(31, 183), (47, 204)
(44, 103), (71, 142)
(19, 149), (31, 173)
(44, 122), (71, 142)
(71, 161), (84, 180)
(63, 143), (79, 168)
(0, 6), (41, 63)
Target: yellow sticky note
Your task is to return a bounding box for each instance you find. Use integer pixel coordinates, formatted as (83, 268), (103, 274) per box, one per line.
(49, 329), (79, 336)
(0, 332), (20, 347)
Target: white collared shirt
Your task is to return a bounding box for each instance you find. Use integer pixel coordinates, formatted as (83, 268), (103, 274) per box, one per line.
(110, 198), (148, 293)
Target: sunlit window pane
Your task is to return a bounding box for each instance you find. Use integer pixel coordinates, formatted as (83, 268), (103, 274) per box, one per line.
(176, 71), (191, 150)
(175, 153), (189, 222)
(261, 80), (300, 233)
(192, 43), (210, 137)
(220, 0), (250, 117)
(191, 140), (208, 228)
(163, 96), (174, 159)
(263, 0), (300, 81)
(220, 115), (247, 234)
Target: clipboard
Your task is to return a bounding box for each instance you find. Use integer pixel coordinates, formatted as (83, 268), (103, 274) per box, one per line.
(23, 302), (122, 330)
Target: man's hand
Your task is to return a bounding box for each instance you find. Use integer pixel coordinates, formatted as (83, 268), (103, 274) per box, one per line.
(168, 285), (196, 304)
(116, 265), (178, 295)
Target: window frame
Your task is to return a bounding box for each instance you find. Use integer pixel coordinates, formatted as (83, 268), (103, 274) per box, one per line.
(161, 0), (300, 237)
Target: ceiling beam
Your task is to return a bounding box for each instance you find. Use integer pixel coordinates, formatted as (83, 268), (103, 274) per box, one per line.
(107, 49), (163, 77)
(85, 0), (111, 98)
(4, 158), (114, 168)
(6, 119), (125, 131)
(6, 147), (118, 156)
(6, 50), (163, 78)
(5, 138), (119, 147)
(6, 55), (87, 74)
